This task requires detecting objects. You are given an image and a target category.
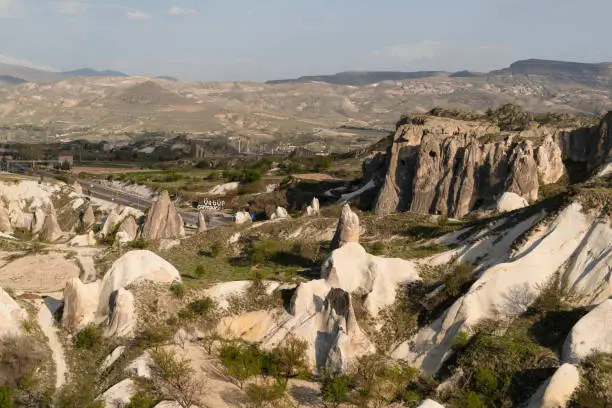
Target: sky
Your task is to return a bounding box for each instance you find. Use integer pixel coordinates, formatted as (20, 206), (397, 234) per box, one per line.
(0, 0), (611, 82)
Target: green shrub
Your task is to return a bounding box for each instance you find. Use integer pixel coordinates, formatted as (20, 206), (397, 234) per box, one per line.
(74, 325), (103, 350)
(249, 240), (281, 264)
(178, 297), (214, 321)
(245, 381), (286, 408)
(267, 335), (309, 386)
(443, 263), (474, 298)
(0, 387), (13, 408)
(370, 242), (386, 256)
(129, 238), (149, 249)
(125, 392), (157, 408)
(218, 342), (266, 389)
(149, 348), (203, 408)
(135, 324), (173, 348)
(463, 391), (487, 408)
(320, 374), (350, 408)
(194, 264), (206, 278)
(169, 282), (185, 299)
(570, 352), (612, 407)
(210, 242), (223, 258)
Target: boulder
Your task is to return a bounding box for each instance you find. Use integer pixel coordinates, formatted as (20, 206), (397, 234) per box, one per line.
(115, 231), (132, 246)
(98, 250), (181, 316)
(496, 192), (529, 213)
(105, 288), (136, 338)
(234, 211), (251, 224)
(563, 299), (612, 363)
(99, 379), (135, 408)
(270, 206), (290, 220)
(526, 363), (580, 408)
(80, 203), (95, 231)
(100, 208), (122, 237)
(159, 239), (180, 252)
(30, 207), (45, 234)
(100, 346), (126, 372)
(141, 190), (184, 240)
(0, 287), (27, 337)
(69, 231), (97, 247)
(330, 204), (360, 250)
(198, 211), (207, 233)
(0, 203), (12, 234)
(306, 197), (320, 216)
(39, 204), (62, 242)
(117, 216), (138, 241)
(62, 278), (100, 331)
(126, 351), (153, 379)
(416, 400), (445, 408)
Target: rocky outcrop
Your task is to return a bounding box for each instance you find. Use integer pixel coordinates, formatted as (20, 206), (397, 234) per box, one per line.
(39, 204), (62, 242)
(306, 197), (320, 216)
(234, 211), (251, 224)
(31, 207), (45, 234)
(370, 114), (612, 217)
(105, 288), (135, 337)
(270, 206), (290, 220)
(563, 299), (612, 363)
(72, 181), (83, 195)
(141, 191), (184, 240)
(99, 379), (135, 408)
(330, 204), (360, 250)
(117, 216), (138, 241)
(497, 191), (529, 213)
(526, 364), (580, 408)
(80, 203), (95, 231)
(198, 211), (207, 232)
(0, 203), (12, 234)
(0, 287), (27, 337)
(62, 278), (100, 331)
(416, 400), (445, 408)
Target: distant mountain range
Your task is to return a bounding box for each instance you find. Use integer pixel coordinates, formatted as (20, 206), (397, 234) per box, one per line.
(266, 59), (612, 87)
(59, 68), (129, 78)
(0, 63), (129, 84)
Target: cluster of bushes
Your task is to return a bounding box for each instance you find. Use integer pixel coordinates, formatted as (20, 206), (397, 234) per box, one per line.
(223, 159), (273, 184)
(281, 156), (332, 174)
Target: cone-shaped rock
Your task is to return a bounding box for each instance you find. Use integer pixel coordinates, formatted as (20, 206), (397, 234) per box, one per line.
(81, 203), (95, 231)
(105, 288), (136, 338)
(72, 181), (83, 195)
(141, 191), (183, 240)
(0, 202), (12, 234)
(40, 204), (62, 242)
(198, 211), (207, 233)
(330, 204), (359, 250)
(117, 216), (138, 241)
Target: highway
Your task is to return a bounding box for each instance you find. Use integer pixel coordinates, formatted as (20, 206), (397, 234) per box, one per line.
(6, 163), (233, 230)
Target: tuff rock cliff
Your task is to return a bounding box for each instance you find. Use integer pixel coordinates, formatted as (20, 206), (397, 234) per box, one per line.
(369, 112), (612, 217)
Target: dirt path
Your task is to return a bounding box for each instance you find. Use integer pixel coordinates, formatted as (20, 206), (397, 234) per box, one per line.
(37, 298), (67, 388)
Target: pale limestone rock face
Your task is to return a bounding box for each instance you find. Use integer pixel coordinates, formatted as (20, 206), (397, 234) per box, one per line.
(234, 211), (251, 224)
(99, 379), (135, 408)
(100, 346), (126, 372)
(115, 231), (132, 246)
(416, 400), (445, 408)
(117, 216), (138, 241)
(159, 239), (180, 251)
(0, 203), (12, 234)
(30, 207), (45, 234)
(322, 243), (420, 317)
(141, 190), (184, 240)
(69, 232), (97, 247)
(537, 134), (565, 184)
(105, 288), (135, 338)
(81, 203), (95, 231)
(563, 299), (612, 364)
(98, 250), (181, 316)
(330, 204), (360, 250)
(497, 192), (529, 213)
(526, 363), (580, 408)
(306, 197), (320, 216)
(505, 141), (539, 203)
(0, 287), (27, 337)
(39, 204), (62, 242)
(125, 351), (153, 379)
(198, 211), (207, 232)
(62, 278), (100, 332)
(270, 206), (290, 220)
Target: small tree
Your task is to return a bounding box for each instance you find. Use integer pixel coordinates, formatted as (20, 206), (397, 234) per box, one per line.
(0, 387), (13, 408)
(320, 373), (350, 408)
(218, 341), (264, 389)
(268, 335), (309, 387)
(149, 348), (204, 408)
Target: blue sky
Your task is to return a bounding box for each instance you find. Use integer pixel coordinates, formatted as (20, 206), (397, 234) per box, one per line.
(1, 0), (611, 81)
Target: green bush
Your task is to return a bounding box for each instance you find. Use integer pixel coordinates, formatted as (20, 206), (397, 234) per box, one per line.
(463, 391), (487, 408)
(245, 381), (286, 408)
(266, 335), (309, 386)
(194, 264), (206, 278)
(210, 242), (223, 258)
(443, 263), (474, 298)
(249, 240), (281, 264)
(169, 282), (185, 299)
(0, 387), (13, 408)
(129, 238), (149, 249)
(218, 342), (266, 389)
(135, 324), (173, 348)
(125, 392), (157, 408)
(74, 325), (103, 350)
(370, 242), (386, 256)
(178, 297), (214, 321)
(320, 374), (350, 408)
(570, 352), (612, 407)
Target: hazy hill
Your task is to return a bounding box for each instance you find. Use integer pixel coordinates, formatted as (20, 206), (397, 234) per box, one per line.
(0, 62), (60, 83)
(59, 68), (129, 78)
(266, 70), (447, 86)
(0, 75), (27, 86)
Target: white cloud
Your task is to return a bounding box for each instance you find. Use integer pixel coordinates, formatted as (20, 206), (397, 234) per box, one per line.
(51, 1), (87, 16)
(0, 0), (21, 18)
(126, 10), (150, 20)
(168, 6), (196, 16)
(373, 40), (515, 71)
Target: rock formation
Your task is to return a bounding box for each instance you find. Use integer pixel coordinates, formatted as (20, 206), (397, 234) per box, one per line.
(270, 206), (290, 220)
(234, 211), (251, 224)
(562, 299), (612, 363)
(141, 190), (184, 240)
(0, 287), (27, 337)
(80, 203), (95, 231)
(105, 288), (136, 337)
(330, 204), (360, 250)
(198, 211), (207, 232)
(100, 209), (121, 237)
(416, 400), (445, 408)
(99, 378), (135, 407)
(0, 202), (12, 234)
(72, 181), (83, 195)
(31, 207), (45, 234)
(62, 278), (100, 331)
(526, 363), (580, 408)
(369, 114), (612, 217)
(39, 204), (62, 242)
(117, 216), (138, 241)
(496, 192), (529, 213)
(306, 197), (320, 216)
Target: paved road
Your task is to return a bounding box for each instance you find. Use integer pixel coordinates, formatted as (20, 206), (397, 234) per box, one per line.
(8, 164), (233, 230)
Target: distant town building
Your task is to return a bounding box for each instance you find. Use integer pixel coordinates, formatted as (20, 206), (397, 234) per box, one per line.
(58, 151), (74, 165)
